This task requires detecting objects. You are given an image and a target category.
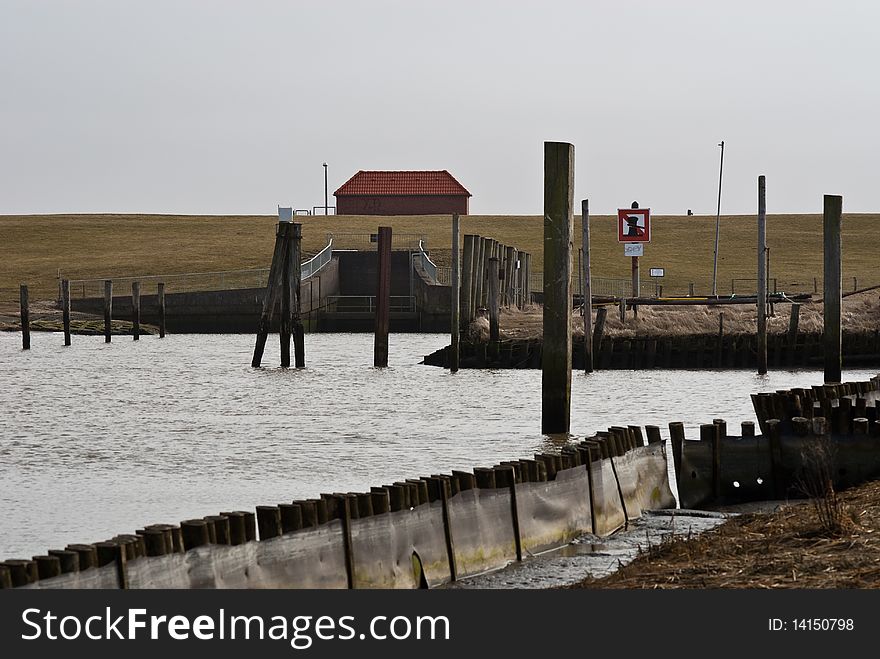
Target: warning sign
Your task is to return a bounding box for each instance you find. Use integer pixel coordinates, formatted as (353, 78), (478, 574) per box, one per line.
(618, 208), (651, 243)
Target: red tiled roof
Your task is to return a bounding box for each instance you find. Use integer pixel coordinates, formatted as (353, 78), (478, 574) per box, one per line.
(334, 170), (471, 197)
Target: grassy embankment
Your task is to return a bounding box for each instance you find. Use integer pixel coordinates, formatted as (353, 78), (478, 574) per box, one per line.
(1, 213), (878, 313)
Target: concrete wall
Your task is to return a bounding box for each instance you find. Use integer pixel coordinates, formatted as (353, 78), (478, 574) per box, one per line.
(69, 258), (339, 333)
(336, 195), (468, 215)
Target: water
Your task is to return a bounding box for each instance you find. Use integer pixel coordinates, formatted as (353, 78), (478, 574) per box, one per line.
(1, 331), (875, 559)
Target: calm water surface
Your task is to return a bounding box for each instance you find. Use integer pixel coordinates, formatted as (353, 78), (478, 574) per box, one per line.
(1, 332), (875, 558)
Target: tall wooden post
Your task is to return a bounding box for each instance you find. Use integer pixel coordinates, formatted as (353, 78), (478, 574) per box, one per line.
(488, 257), (500, 342)
(450, 215), (461, 373)
(374, 226), (392, 368)
(542, 141), (574, 434)
(523, 253), (531, 306)
(582, 199), (593, 373)
(103, 280), (112, 343)
(461, 234), (474, 330)
(61, 279), (71, 346)
(474, 237), (486, 310)
(19, 284), (30, 350)
(757, 175), (768, 374)
(293, 223), (305, 368)
(504, 246), (516, 308)
(157, 282), (166, 338)
(280, 228), (292, 368)
(823, 194), (842, 383)
(131, 282), (140, 341)
(252, 222), (290, 367)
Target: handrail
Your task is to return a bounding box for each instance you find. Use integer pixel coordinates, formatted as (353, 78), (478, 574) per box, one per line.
(413, 239), (438, 283)
(300, 238), (333, 279)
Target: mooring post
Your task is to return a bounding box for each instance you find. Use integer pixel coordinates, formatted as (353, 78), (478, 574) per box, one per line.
(592, 306), (607, 367)
(474, 237), (485, 310)
(582, 199), (593, 373)
(157, 282), (166, 338)
(542, 141), (574, 434)
(787, 302), (800, 362)
(280, 226), (292, 368)
(374, 226), (392, 368)
(522, 252), (531, 306)
(757, 175), (768, 374)
(488, 256), (500, 347)
(504, 245), (515, 308)
(131, 281), (140, 341)
(19, 284), (30, 350)
(61, 278), (71, 346)
(103, 280), (112, 343)
(823, 194), (842, 383)
(451, 214), (461, 373)
(293, 223), (305, 368)
(251, 222), (289, 367)
(461, 234), (474, 330)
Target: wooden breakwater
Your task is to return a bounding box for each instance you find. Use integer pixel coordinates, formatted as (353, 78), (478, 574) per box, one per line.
(423, 330), (880, 370)
(677, 376), (880, 509)
(0, 433), (676, 590)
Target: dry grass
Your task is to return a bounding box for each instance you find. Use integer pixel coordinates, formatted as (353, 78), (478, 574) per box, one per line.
(467, 289), (880, 340)
(1, 212), (879, 313)
(568, 479), (880, 589)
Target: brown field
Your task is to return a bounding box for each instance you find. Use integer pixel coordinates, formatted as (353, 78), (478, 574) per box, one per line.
(1, 213), (878, 312)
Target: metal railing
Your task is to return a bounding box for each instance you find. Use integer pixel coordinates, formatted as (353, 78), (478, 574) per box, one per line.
(301, 239), (333, 279)
(325, 295), (416, 313)
(412, 240), (438, 283)
(65, 238), (334, 299)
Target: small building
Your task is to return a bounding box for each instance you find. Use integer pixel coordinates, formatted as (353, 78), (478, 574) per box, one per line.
(334, 170), (471, 215)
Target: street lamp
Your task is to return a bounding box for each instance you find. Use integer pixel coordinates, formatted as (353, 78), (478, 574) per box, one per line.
(323, 163), (328, 216)
(711, 140), (725, 297)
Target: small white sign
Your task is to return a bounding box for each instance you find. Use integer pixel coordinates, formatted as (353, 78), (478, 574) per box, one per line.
(278, 206), (293, 223)
(650, 267), (665, 277)
(624, 243), (644, 257)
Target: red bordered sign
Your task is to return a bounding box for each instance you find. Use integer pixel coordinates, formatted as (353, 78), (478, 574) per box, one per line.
(617, 208), (651, 243)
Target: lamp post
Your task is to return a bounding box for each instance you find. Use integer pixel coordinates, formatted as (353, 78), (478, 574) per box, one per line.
(711, 140), (725, 297)
(323, 162), (328, 215)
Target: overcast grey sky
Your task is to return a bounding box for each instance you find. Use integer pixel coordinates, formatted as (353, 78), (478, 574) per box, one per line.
(1, 1), (877, 215)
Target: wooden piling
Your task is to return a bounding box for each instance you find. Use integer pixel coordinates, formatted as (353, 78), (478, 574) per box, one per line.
(103, 280), (113, 343)
(488, 256), (500, 345)
(451, 215), (461, 373)
(180, 520), (210, 550)
(619, 298), (626, 323)
(592, 306), (607, 367)
(252, 222), (291, 367)
(256, 505), (282, 540)
(461, 234), (474, 327)
(669, 422), (685, 484)
(157, 282), (166, 338)
(65, 544), (97, 569)
(582, 199), (593, 373)
(757, 175), (768, 374)
(131, 281), (140, 340)
(645, 425), (662, 444)
(280, 226), (293, 368)
(292, 223), (305, 368)
(823, 194), (842, 383)
(48, 549), (80, 573)
(741, 421), (756, 437)
(374, 226), (392, 368)
(523, 252), (532, 306)
(19, 284), (30, 350)
(542, 141), (574, 434)
(61, 279), (71, 346)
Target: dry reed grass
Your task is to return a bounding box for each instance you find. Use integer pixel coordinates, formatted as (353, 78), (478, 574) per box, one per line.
(567, 478), (880, 589)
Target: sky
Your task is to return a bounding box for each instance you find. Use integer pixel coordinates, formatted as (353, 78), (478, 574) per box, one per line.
(1, 0), (878, 216)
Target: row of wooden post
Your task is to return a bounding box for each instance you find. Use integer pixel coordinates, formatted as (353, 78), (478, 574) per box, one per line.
(19, 279), (166, 350)
(458, 234), (532, 326)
